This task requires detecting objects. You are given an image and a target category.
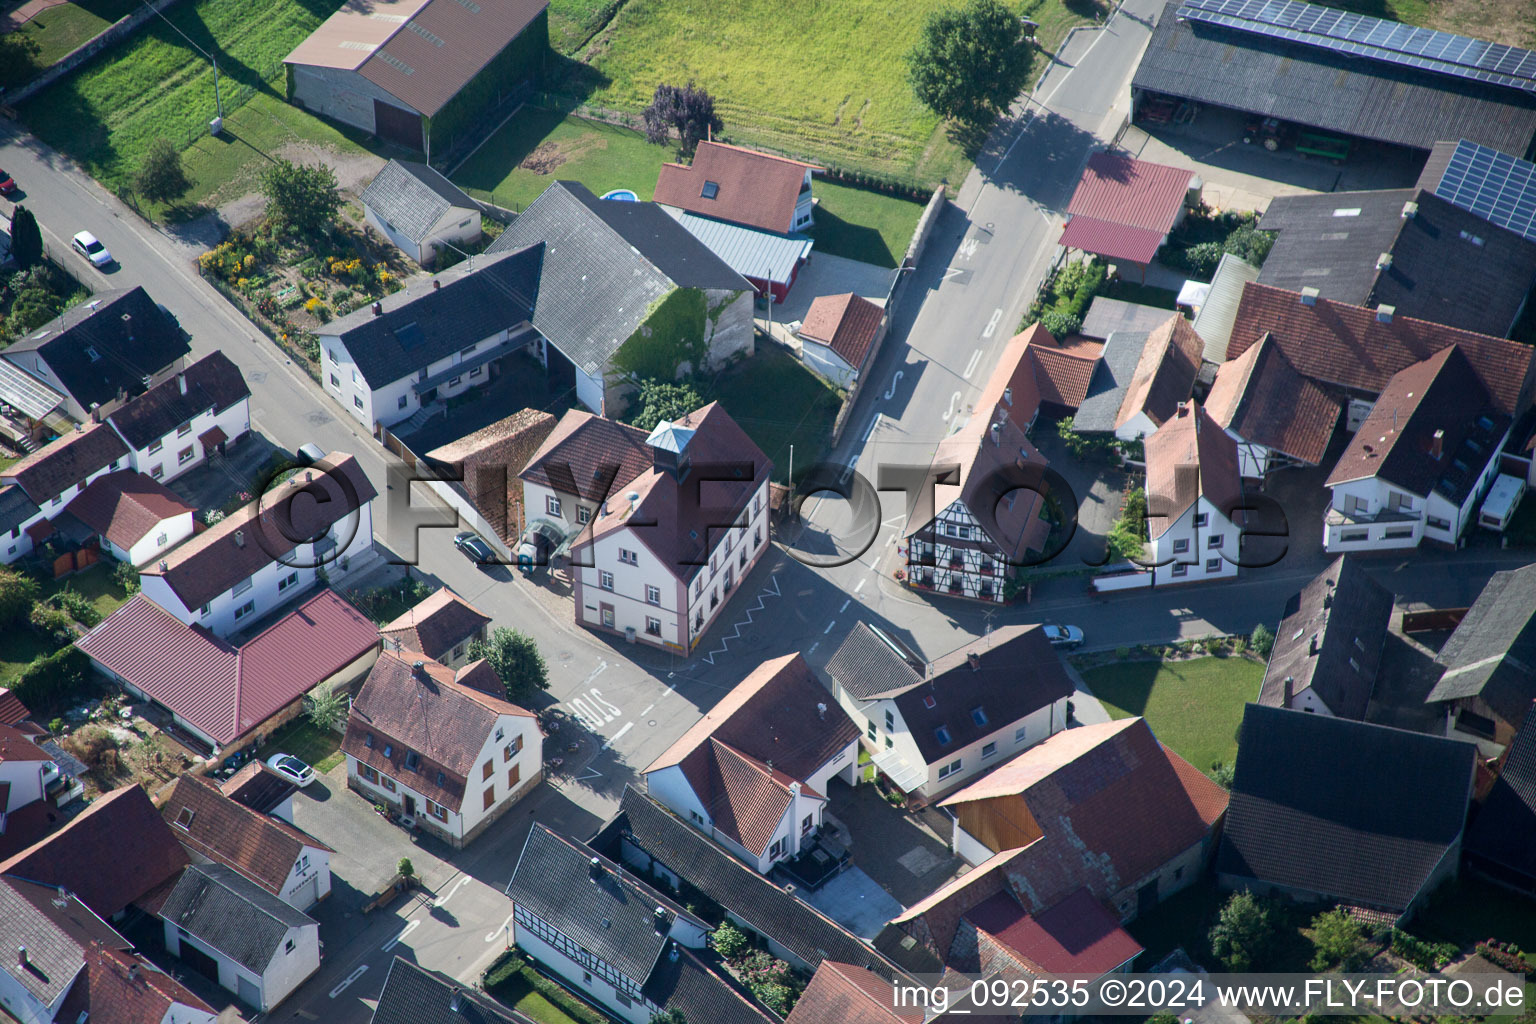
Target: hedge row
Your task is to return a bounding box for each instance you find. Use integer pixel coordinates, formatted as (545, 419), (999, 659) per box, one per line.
(11, 646), (93, 710)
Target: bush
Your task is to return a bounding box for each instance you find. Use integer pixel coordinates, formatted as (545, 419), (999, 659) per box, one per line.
(1391, 929), (1459, 970)
(1039, 310), (1082, 337)
(1223, 226), (1274, 265)
(1209, 890), (1275, 971)
(12, 646), (94, 710)
(712, 921), (751, 960)
(1181, 241), (1225, 278)
(1475, 940), (1533, 976)
(1211, 762), (1236, 790)
(64, 724), (117, 771)
(1310, 907), (1367, 971)
(1106, 488), (1149, 561)
(109, 559), (140, 595)
(0, 566), (39, 626)
(29, 603), (75, 644)
(49, 588), (101, 627)
(1250, 623), (1275, 658)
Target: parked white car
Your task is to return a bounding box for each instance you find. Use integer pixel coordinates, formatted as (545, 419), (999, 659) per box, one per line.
(71, 231), (112, 268)
(1042, 624), (1085, 649)
(266, 753), (317, 787)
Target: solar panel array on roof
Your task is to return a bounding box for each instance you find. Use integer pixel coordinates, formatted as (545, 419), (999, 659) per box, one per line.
(1434, 139), (1536, 242)
(1178, 0), (1536, 93)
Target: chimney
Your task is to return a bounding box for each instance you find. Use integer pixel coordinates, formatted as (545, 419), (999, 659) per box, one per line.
(371, 301), (383, 317)
(1401, 201), (1418, 219)
(1176, 402), (1191, 419)
(234, 529), (245, 548)
(1376, 304), (1395, 323)
(158, 560), (168, 572)
(653, 906), (669, 935)
(816, 701), (827, 719)
(433, 279), (442, 291)
(1309, 635), (1319, 656)
(121, 312), (133, 339)
(1283, 675), (1295, 704)
(449, 985), (463, 1012)
(17, 947), (26, 969)
(989, 423), (1001, 446)
(588, 856), (602, 882)
(1430, 428), (1444, 459)
(790, 780), (801, 798)
(967, 651), (981, 672)
(412, 660), (427, 679)
(1003, 387), (1013, 407)
(1300, 286), (1319, 306)
(90, 402), (102, 423)
(177, 373), (187, 396)
(1376, 252), (1393, 271)
(128, 962), (140, 982)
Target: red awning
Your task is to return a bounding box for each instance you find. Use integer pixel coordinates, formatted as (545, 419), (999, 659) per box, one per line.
(198, 425), (227, 449)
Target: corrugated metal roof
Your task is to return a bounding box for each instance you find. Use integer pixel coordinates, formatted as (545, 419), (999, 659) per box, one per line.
(666, 210), (812, 283)
(1192, 252), (1261, 362)
(1059, 215), (1167, 265)
(282, 0), (432, 71)
(1066, 152), (1193, 232)
(0, 358), (63, 421)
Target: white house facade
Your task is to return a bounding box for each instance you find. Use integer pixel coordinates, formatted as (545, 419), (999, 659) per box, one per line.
(1149, 496), (1240, 587)
(365, 202), (481, 268)
(112, 394), (250, 486)
(1323, 451), (1506, 553)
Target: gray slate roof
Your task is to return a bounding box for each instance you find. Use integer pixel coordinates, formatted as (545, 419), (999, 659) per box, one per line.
(1465, 706), (1536, 887)
(324, 245), (541, 389)
(824, 622), (922, 700)
(0, 880), (87, 1008)
(371, 957), (518, 1024)
(159, 863), (315, 974)
(1259, 189), (1536, 337)
(0, 484), (39, 535)
(597, 787), (907, 982)
(508, 824), (698, 983)
(1070, 330), (1150, 432)
(1429, 564), (1536, 724)
(1081, 298), (1177, 341)
(362, 159), (479, 245)
(641, 944), (773, 1024)
(105, 351), (249, 449)
(487, 181), (747, 376)
(1133, 0), (1536, 154)
(1216, 704), (1475, 915)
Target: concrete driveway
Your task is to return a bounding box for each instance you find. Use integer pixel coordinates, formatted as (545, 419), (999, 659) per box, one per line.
(824, 779), (966, 908)
(771, 252), (900, 329)
(796, 865), (905, 938)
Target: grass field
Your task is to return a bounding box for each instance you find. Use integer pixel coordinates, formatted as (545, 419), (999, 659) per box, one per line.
(710, 346), (840, 485)
(19, 0), (343, 200)
(4, 0), (139, 85)
(452, 109), (924, 265)
(547, 0), (620, 54)
(0, 630), (62, 686)
(42, 563), (134, 620)
(262, 718), (344, 774)
(1079, 654), (1262, 775)
(484, 957), (608, 1024)
(570, 0), (1093, 185)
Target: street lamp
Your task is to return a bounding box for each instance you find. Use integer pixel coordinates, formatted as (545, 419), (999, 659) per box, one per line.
(139, 0), (223, 133)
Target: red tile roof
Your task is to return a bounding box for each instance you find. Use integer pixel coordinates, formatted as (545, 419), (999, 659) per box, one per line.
(1061, 153), (1193, 265)
(654, 142), (819, 235)
(57, 942), (218, 1024)
(75, 590), (380, 745)
(1116, 315), (1203, 432)
(1228, 282), (1536, 416)
(799, 293), (885, 371)
(1027, 335), (1102, 409)
(3, 422), (128, 505)
(0, 688), (29, 727)
(0, 785), (188, 918)
(964, 888), (1141, 975)
(379, 587), (491, 662)
(1145, 401), (1242, 539)
(786, 962), (924, 1024)
(520, 410), (652, 501)
(343, 651), (535, 812)
(1205, 336), (1340, 467)
(700, 740), (818, 856)
(65, 470), (195, 550)
(161, 775), (332, 897)
(0, 722), (49, 762)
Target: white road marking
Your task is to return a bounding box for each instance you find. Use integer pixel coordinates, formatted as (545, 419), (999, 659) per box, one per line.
(983, 308), (1003, 339)
(808, 642), (819, 654)
(941, 391), (962, 422)
(601, 722), (634, 750)
(962, 348), (982, 379)
(434, 877), (471, 907)
(862, 412), (882, 443)
(958, 237), (979, 260)
(590, 688), (622, 718)
(854, 578), (866, 594)
(640, 703), (655, 717)
(839, 599), (851, 613)
(883, 370), (904, 399)
(329, 965), (368, 999)
(568, 686), (623, 730)
(382, 920), (419, 952)
(823, 621), (836, 634)
(486, 913), (516, 943)
(941, 266), (965, 282)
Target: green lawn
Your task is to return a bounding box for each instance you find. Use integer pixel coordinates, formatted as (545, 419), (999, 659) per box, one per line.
(19, 0), (345, 203)
(262, 717), (344, 774)
(568, 0), (1092, 186)
(0, 630), (65, 686)
(547, 0), (620, 54)
(4, 0), (140, 85)
(43, 562), (134, 620)
(484, 956), (608, 1024)
(808, 179), (925, 268)
(1079, 655), (1262, 775)
(710, 346), (841, 485)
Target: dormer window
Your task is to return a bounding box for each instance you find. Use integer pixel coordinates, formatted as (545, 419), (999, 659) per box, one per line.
(174, 807), (194, 830)
(934, 726), (952, 746)
(404, 751), (420, 771)
(364, 733), (374, 749)
(701, 181), (720, 199)
(970, 707), (987, 727)
(85, 347), (101, 362)
(382, 744), (393, 758)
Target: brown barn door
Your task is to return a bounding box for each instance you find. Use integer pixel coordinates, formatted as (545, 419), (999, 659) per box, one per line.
(373, 100), (423, 149)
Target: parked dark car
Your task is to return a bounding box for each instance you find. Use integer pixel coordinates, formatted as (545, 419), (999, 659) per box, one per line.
(455, 531), (496, 566)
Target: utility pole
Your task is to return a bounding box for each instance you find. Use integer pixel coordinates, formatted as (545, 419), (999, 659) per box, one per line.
(139, 1), (222, 129)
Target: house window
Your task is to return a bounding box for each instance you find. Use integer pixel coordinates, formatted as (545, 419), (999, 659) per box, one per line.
(755, 528), (762, 548)
(177, 422), (192, 438)
(937, 758), (962, 779)
(177, 445), (195, 465)
(354, 395), (364, 410)
(546, 495), (562, 517)
(970, 707), (987, 727)
(504, 736), (522, 759)
(429, 801), (448, 821)
(957, 524), (971, 540)
(453, 644), (465, 660)
(359, 763), (378, 783)
(482, 759), (493, 781)
(646, 616), (662, 636)
(1172, 563), (1188, 577)
(397, 394), (408, 410)
(577, 506), (591, 525)
(701, 181), (720, 199)
(483, 788), (495, 811)
(199, 604), (210, 617)
(1015, 726), (1028, 744)
(469, 366), (483, 379)
(380, 773), (396, 793)
(1194, 512), (1207, 527)
(149, 439), (163, 455)
(233, 600), (255, 621)
(867, 719), (877, 741)
(1206, 557), (1222, 572)
(724, 535), (732, 556)
(285, 939), (295, 954)
(690, 810), (706, 825)
(1340, 528), (1369, 542)
(1426, 516), (1452, 531)
(767, 837), (786, 860)
(352, 369), (360, 384)
(582, 972), (592, 986)
(599, 570), (614, 591)
(1208, 534), (1223, 548)
(934, 726), (952, 746)
(157, 533), (168, 547)
(508, 763), (521, 788)
(1173, 538), (1189, 553)
(461, 344), (478, 357)
(884, 709), (894, 731)
(151, 465), (164, 480)
(982, 741), (998, 759)
(327, 349), (338, 363)
(645, 584), (661, 605)
(449, 377), (461, 387)
(232, 576), (253, 596)
(330, 373), (340, 388)
(620, 548), (638, 565)
(801, 814), (813, 835)
(278, 571), (299, 592)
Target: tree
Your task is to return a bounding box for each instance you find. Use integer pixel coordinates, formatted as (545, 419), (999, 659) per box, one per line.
(260, 159), (342, 236)
(469, 627), (549, 701)
(907, 0), (1033, 125)
(9, 207), (43, 271)
(397, 857), (415, 880)
(1209, 890), (1275, 972)
(1038, 310), (1082, 337)
(650, 1011), (689, 1024)
(134, 137), (193, 208)
(1309, 908), (1366, 971)
(642, 81), (723, 157)
(305, 686), (348, 731)
(711, 921), (750, 960)
(629, 378), (704, 432)
(0, 567), (39, 628)
(1250, 622), (1275, 658)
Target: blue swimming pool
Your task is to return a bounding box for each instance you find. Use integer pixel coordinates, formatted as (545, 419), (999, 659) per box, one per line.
(601, 189), (638, 201)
